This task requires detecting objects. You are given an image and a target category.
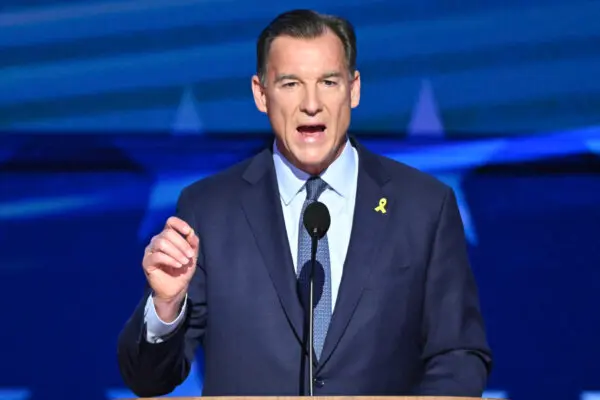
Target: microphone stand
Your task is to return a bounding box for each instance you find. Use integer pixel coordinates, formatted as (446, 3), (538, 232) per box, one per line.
(308, 231), (318, 396)
(300, 201), (330, 397)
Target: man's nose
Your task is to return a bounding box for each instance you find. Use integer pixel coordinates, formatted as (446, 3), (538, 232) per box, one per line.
(300, 87), (323, 115)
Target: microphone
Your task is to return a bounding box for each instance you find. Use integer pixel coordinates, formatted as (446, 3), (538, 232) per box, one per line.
(301, 201), (331, 396)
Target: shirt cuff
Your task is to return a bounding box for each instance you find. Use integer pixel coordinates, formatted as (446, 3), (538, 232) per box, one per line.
(143, 293), (187, 344)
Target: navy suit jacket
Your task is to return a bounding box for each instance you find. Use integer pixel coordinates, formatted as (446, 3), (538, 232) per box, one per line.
(117, 138), (492, 397)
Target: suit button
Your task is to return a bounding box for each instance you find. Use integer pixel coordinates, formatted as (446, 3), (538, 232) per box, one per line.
(314, 378), (325, 388)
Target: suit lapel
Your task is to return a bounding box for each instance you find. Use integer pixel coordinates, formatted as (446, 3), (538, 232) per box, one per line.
(240, 149), (305, 343)
(318, 141), (393, 368)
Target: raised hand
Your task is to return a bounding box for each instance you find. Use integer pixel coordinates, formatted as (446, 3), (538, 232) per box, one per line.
(142, 216), (199, 321)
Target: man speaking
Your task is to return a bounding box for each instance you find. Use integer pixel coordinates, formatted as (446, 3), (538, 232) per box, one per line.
(117, 9), (492, 398)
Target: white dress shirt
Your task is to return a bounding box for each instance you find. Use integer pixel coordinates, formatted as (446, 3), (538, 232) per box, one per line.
(144, 138), (359, 342)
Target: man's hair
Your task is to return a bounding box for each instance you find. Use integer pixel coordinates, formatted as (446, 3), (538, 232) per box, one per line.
(256, 9), (357, 84)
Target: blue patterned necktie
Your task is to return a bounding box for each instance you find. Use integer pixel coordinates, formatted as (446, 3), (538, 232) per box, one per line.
(296, 176), (331, 360)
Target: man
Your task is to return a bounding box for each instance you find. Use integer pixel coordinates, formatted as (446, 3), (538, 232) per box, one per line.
(117, 9), (492, 398)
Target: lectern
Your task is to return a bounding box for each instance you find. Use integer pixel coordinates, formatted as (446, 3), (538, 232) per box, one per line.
(122, 396), (507, 400)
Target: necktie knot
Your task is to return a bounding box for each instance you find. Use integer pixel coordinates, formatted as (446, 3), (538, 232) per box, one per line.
(305, 176), (328, 201)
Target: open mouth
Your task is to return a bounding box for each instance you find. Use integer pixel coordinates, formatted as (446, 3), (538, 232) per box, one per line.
(296, 124), (326, 135)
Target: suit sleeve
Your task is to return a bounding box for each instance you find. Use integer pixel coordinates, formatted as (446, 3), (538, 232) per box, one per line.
(116, 186), (208, 397)
(414, 187), (493, 396)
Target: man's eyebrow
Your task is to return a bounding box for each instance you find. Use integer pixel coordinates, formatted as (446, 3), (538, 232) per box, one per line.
(274, 74), (299, 83)
(321, 71), (343, 79)
(273, 72), (345, 83)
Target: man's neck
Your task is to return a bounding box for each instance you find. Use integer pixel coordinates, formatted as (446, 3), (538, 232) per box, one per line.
(274, 137), (348, 176)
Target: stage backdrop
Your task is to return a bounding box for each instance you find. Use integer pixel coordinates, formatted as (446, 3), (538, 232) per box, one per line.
(1, 1), (599, 400)
(1, 0), (600, 135)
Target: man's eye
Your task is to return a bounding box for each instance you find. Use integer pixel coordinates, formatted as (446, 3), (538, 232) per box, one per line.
(323, 80), (337, 86)
(282, 82), (297, 88)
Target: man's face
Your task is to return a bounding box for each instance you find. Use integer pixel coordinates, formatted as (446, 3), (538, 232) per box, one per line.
(251, 30), (361, 175)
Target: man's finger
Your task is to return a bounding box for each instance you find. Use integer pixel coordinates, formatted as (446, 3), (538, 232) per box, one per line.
(150, 235), (189, 265)
(146, 251), (185, 270)
(163, 228), (195, 259)
(187, 229), (200, 250)
(165, 216), (192, 237)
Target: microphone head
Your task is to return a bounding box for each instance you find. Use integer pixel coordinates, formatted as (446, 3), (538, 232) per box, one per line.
(303, 201), (331, 239)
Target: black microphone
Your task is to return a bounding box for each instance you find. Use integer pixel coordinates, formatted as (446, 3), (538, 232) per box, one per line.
(301, 201), (331, 396)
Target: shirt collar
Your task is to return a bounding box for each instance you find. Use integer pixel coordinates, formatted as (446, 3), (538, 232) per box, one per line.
(273, 137), (356, 206)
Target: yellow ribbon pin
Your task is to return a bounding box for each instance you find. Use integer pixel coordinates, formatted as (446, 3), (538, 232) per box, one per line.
(374, 197), (387, 214)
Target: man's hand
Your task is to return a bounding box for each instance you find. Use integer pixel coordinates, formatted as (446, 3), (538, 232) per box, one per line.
(142, 216), (199, 322)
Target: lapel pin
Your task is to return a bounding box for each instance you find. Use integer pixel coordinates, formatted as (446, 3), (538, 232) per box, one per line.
(374, 197), (387, 214)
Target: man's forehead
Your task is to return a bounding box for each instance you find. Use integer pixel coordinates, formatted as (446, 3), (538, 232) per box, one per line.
(267, 34), (346, 74)
(269, 32), (344, 57)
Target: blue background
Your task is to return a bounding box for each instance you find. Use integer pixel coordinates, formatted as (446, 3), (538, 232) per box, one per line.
(0, 1), (599, 400)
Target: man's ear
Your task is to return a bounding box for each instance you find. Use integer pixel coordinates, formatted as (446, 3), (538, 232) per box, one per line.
(350, 70), (361, 108)
(251, 75), (268, 113)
